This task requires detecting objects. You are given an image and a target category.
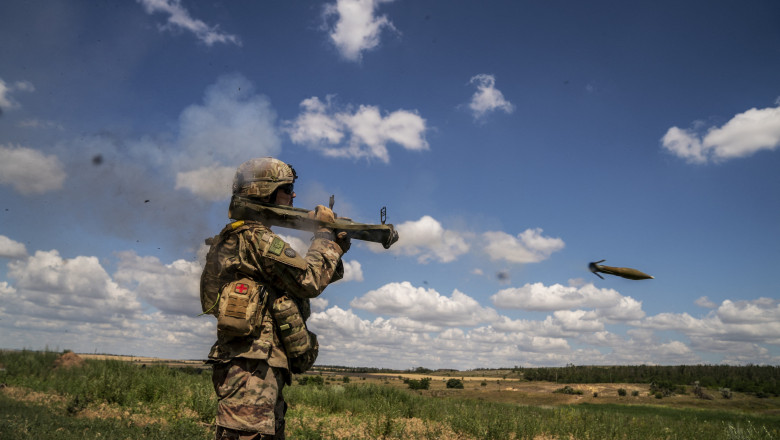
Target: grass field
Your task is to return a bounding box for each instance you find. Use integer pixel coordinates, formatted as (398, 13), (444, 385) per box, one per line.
(1, 350), (778, 439)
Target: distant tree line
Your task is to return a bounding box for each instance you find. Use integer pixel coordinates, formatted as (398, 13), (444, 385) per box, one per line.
(515, 364), (779, 396)
(314, 365), (443, 375)
(313, 365), (401, 374)
(315, 364), (779, 397)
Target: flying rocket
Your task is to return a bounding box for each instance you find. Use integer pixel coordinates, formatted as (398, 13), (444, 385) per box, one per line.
(589, 260), (653, 280)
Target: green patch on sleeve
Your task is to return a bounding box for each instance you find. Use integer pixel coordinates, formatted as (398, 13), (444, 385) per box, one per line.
(268, 237), (285, 256)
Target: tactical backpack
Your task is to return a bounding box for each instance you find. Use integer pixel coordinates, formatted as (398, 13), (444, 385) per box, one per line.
(200, 221), (243, 318)
(200, 221), (268, 337)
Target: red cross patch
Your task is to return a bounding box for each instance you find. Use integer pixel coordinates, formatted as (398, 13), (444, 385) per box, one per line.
(234, 283), (249, 294)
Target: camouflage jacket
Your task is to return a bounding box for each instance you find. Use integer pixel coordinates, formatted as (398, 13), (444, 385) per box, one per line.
(203, 220), (344, 369)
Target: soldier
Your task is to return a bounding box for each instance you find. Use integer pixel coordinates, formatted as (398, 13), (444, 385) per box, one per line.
(201, 157), (350, 440)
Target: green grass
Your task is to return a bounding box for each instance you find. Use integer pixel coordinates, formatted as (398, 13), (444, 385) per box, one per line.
(286, 383), (780, 440)
(2, 350), (779, 440)
(0, 350), (215, 423)
(0, 393), (208, 440)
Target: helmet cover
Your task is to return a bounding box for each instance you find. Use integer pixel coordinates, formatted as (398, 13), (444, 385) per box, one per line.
(232, 157), (297, 198)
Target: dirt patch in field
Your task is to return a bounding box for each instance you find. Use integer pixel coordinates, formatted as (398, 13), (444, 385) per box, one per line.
(1, 384), (200, 428)
(288, 405), (559, 440)
(75, 401), (180, 427)
(1, 385), (68, 407)
(53, 352), (85, 370)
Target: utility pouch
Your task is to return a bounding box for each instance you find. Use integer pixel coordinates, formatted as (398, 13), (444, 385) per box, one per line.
(217, 278), (266, 337)
(271, 295), (318, 373)
(289, 331), (318, 374)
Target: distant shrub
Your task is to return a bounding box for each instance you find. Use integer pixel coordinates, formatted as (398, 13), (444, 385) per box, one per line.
(720, 388), (732, 399)
(297, 375), (324, 386)
(618, 388), (627, 397)
(593, 392), (598, 398)
(342, 376), (350, 383)
(631, 390), (639, 397)
(406, 377), (431, 390)
(650, 380), (676, 397)
(446, 379), (464, 389)
(655, 392), (664, 399)
(480, 381), (487, 387)
(553, 386), (583, 395)
(693, 381), (713, 400)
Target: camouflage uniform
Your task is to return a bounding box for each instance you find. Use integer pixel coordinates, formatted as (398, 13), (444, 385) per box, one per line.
(203, 159), (345, 439)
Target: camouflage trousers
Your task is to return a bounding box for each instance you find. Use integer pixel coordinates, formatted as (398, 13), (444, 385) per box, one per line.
(211, 358), (288, 439)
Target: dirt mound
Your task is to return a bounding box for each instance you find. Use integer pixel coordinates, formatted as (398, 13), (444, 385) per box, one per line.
(54, 352), (85, 369)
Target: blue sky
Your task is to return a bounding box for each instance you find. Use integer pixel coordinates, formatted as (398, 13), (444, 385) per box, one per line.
(1, 0), (778, 369)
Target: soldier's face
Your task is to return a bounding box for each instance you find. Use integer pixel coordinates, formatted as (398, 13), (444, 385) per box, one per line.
(274, 186), (295, 206)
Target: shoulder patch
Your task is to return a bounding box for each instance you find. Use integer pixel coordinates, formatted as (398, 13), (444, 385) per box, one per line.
(268, 237), (285, 256)
(259, 233), (307, 270)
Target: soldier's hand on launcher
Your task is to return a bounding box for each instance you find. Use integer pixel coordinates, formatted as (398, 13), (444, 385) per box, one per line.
(308, 205), (335, 223)
(308, 205), (350, 253)
(335, 231), (351, 253)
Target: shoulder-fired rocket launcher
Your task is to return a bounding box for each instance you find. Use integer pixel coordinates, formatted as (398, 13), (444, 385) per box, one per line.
(589, 260), (653, 280)
(228, 194), (400, 249)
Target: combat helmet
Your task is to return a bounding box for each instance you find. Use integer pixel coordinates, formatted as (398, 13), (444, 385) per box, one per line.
(232, 157), (297, 199)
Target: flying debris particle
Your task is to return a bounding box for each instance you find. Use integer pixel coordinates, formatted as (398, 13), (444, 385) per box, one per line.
(144, 200), (150, 203)
(92, 154), (103, 165)
(496, 271), (510, 282)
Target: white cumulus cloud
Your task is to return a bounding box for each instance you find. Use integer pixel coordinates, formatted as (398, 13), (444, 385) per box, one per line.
(641, 297), (780, 346)
(695, 296), (718, 309)
(661, 104), (780, 163)
(381, 215), (470, 263)
(482, 228), (564, 264)
(6, 250), (142, 322)
(0, 145), (66, 195)
(467, 74), (515, 121)
(113, 251), (203, 317)
(0, 281), (16, 297)
(716, 298), (779, 324)
(340, 260), (364, 283)
(285, 96), (428, 163)
(0, 247), (217, 359)
(492, 282), (644, 321)
(0, 236), (28, 259)
(351, 281), (499, 327)
(137, 0), (241, 46)
(324, 0), (397, 61)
